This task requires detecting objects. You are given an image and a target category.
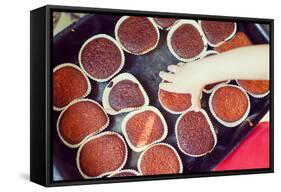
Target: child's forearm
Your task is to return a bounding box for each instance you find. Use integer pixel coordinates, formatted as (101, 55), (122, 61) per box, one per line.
(187, 45), (269, 85)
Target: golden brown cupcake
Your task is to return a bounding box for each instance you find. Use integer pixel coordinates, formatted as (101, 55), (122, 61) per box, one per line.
(138, 143), (183, 175)
(209, 84), (250, 127)
(77, 131), (127, 178)
(57, 99), (109, 148)
(237, 80), (269, 98)
(53, 63), (91, 111)
(122, 106), (168, 152)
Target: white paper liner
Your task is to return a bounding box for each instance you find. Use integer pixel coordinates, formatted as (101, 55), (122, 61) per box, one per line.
(167, 19), (208, 62)
(153, 18), (178, 30)
(209, 84), (251, 127)
(137, 142), (183, 175)
(76, 131), (128, 179)
(107, 169), (140, 178)
(115, 16), (160, 55)
(121, 106), (168, 152)
(78, 34), (125, 82)
(198, 20), (237, 47)
(102, 73), (149, 115)
(236, 80), (270, 98)
(53, 63), (91, 111)
(57, 98), (109, 148)
(175, 108), (217, 157)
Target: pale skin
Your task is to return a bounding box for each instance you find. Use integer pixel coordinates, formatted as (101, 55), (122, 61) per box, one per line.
(159, 45), (269, 109)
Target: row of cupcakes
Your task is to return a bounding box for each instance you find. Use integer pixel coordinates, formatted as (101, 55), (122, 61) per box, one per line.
(76, 131), (183, 179)
(76, 16), (239, 85)
(75, 106), (219, 179)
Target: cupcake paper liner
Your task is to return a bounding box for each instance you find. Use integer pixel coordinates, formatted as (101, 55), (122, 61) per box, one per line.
(102, 72), (149, 115)
(107, 169), (140, 178)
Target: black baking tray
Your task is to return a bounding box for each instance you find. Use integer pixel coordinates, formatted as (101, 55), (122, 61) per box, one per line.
(52, 13), (270, 181)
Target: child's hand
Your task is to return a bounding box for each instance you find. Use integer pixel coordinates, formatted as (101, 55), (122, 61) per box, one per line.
(159, 45), (269, 109)
(159, 62), (207, 109)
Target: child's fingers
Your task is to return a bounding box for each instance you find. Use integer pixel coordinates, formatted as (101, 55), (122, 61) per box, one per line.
(159, 82), (180, 93)
(167, 65), (180, 73)
(159, 71), (176, 82)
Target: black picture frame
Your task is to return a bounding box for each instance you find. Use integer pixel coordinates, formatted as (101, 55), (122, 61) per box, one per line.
(30, 5), (274, 187)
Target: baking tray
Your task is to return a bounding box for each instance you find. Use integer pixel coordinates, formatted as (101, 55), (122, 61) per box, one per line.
(52, 13), (270, 181)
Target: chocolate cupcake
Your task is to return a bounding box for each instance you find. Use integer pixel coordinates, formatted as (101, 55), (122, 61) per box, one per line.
(76, 131), (127, 179)
(53, 63), (91, 111)
(175, 108), (217, 157)
(214, 32), (252, 53)
(236, 80), (269, 98)
(138, 143), (183, 175)
(209, 84), (250, 127)
(115, 16), (160, 55)
(122, 106), (168, 152)
(57, 99), (109, 148)
(158, 80), (192, 114)
(79, 34), (125, 82)
(108, 169), (139, 178)
(167, 20), (207, 62)
(199, 20), (237, 47)
(153, 17), (177, 30)
(102, 73), (149, 115)
(200, 51), (230, 93)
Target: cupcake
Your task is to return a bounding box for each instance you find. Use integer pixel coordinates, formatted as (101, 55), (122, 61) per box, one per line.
(57, 99), (109, 148)
(76, 131), (127, 179)
(158, 80), (192, 114)
(153, 17), (177, 30)
(167, 20), (207, 62)
(122, 106), (168, 152)
(115, 16), (160, 55)
(201, 51), (230, 93)
(209, 84), (250, 127)
(102, 73), (149, 115)
(79, 34), (125, 82)
(53, 63), (91, 111)
(108, 169), (139, 178)
(175, 108), (217, 157)
(138, 143), (183, 175)
(236, 80), (269, 98)
(199, 20), (237, 47)
(214, 32), (253, 52)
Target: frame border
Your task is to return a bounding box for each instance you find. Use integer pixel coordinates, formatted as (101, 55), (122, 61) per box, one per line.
(31, 4), (274, 187)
